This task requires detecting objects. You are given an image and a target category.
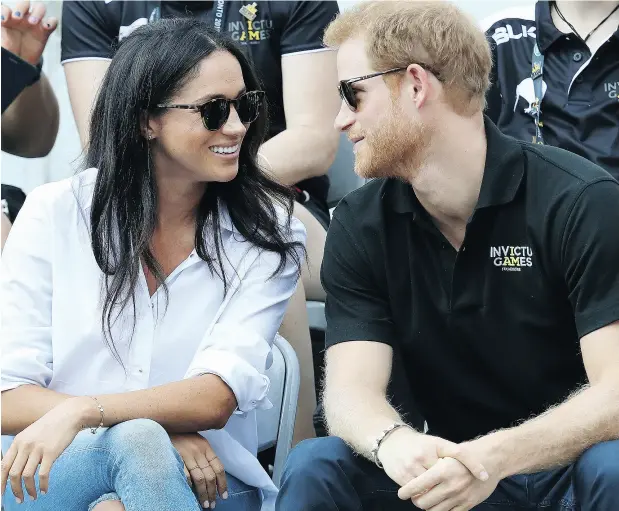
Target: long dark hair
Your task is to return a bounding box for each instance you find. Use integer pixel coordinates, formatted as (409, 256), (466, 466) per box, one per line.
(84, 18), (304, 362)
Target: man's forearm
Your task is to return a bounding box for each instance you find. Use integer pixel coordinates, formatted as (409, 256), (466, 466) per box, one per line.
(259, 126), (338, 186)
(324, 388), (415, 459)
(2, 374), (237, 436)
(1, 75), (59, 158)
(474, 382), (619, 478)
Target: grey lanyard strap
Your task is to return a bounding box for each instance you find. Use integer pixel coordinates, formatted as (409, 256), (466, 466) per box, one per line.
(529, 43), (545, 145)
(212, 0), (226, 32)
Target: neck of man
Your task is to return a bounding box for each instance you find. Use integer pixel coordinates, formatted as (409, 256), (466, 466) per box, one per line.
(552, 1), (619, 48)
(407, 113), (487, 248)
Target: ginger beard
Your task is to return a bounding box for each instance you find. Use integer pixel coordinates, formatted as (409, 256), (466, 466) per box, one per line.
(353, 100), (433, 181)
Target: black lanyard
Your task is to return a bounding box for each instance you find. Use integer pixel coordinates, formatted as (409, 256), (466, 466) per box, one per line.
(553, 1), (619, 44)
(528, 43), (545, 145)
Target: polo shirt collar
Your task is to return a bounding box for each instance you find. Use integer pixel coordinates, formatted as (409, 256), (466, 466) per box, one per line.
(535, 1), (564, 54)
(389, 178), (421, 216)
(475, 116), (525, 210)
(388, 116), (525, 215)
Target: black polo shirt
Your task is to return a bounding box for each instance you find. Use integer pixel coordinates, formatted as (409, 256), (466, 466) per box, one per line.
(484, 1), (619, 179)
(321, 117), (619, 443)
(61, 0), (339, 204)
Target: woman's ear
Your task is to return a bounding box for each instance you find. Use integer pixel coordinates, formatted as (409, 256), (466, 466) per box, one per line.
(140, 111), (157, 141)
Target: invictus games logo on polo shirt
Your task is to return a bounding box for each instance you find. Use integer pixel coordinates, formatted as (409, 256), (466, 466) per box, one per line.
(229, 3), (273, 43)
(490, 246), (533, 272)
(604, 81), (619, 100)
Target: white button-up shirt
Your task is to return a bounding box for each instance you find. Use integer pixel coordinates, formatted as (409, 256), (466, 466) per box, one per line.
(1, 169), (306, 509)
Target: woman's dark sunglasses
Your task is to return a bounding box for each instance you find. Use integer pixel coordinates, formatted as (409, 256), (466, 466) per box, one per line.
(157, 90), (265, 131)
(338, 65), (442, 111)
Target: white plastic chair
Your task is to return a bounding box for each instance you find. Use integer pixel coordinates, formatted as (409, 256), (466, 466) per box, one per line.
(257, 335), (300, 488)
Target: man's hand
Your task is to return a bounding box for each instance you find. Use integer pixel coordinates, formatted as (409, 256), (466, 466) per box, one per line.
(397, 442), (500, 510)
(1, 1), (57, 65)
(377, 427), (489, 488)
(169, 433), (228, 509)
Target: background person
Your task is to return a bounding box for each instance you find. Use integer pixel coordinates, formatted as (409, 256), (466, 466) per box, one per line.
(484, 1), (619, 177)
(1, 0), (59, 251)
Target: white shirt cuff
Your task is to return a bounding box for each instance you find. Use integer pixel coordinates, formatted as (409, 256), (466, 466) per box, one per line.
(184, 348), (272, 414)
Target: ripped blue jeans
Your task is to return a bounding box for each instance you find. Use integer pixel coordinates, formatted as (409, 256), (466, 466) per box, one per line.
(2, 419), (261, 511)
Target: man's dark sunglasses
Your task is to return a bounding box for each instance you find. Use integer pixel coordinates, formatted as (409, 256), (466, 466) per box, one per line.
(157, 90), (265, 131)
(338, 65), (442, 111)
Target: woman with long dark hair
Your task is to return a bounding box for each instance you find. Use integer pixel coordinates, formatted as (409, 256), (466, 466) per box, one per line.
(1, 18), (304, 511)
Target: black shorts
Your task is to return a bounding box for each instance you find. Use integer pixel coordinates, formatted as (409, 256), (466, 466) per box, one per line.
(1, 184), (26, 223)
(295, 190), (330, 231)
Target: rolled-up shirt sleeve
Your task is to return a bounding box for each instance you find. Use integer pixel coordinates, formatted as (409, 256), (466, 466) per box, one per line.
(184, 216), (306, 413)
(1, 186), (54, 392)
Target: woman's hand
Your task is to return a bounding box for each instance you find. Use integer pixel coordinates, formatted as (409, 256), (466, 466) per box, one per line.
(0, 397), (90, 503)
(170, 433), (228, 509)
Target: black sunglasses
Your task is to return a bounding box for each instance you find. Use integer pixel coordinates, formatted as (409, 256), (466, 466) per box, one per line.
(338, 65), (442, 111)
(157, 90), (265, 131)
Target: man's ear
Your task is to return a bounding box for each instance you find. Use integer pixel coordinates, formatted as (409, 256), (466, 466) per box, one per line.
(404, 64), (432, 109)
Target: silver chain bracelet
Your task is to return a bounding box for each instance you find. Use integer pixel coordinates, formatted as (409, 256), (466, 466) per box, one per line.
(370, 422), (414, 468)
(89, 396), (105, 434)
